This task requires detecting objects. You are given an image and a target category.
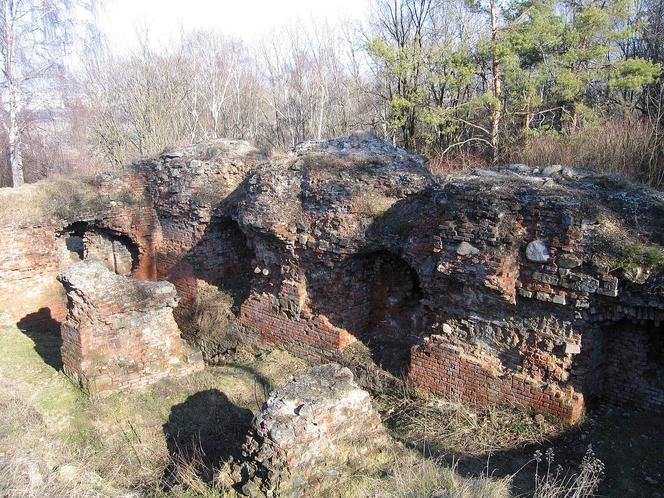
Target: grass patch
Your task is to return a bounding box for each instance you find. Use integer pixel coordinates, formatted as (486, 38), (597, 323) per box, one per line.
(295, 152), (391, 181)
(354, 192), (397, 217)
(0, 320), (602, 497)
(0, 177), (103, 227)
(0, 323), (307, 496)
(185, 284), (244, 363)
(376, 393), (556, 457)
(0, 172), (147, 227)
(620, 242), (664, 269)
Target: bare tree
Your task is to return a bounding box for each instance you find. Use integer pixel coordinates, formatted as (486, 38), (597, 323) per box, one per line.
(0, 0), (80, 187)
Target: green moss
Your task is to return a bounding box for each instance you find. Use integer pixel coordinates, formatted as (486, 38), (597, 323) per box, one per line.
(620, 242), (664, 269)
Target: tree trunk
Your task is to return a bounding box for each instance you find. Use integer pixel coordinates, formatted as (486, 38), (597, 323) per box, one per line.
(8, 80), (23, 187)
(490, 0), (502, 164)
(3, 0), (23, 187)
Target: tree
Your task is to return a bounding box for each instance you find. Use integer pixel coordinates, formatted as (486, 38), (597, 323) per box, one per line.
(367, 0), (435, 150)
(0, 0), (82, 187)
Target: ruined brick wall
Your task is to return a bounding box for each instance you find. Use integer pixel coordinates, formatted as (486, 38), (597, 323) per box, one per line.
(2, 134), (663, 421)
(233, 364), (389, 497)
(226, 138), (664, 422)
(0, 225), (72, 326)
(409, 337), (584, 421)
(142, 141), (265, 318)
(240, 293), (355, 361)
(58, 260), (203, 396)
(0, 171), (159, 330)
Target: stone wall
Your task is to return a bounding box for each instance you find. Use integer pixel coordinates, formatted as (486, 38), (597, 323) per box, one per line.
(1, 134), (663, 421)
(58, 260), (203, 396)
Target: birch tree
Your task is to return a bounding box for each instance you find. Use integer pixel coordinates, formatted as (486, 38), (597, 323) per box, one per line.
(0, 0), (78, 187)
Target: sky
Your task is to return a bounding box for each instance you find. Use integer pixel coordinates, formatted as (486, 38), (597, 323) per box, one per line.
(98, 0), (371, 53)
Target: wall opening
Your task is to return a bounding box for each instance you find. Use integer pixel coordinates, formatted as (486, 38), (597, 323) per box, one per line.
(58, 222), (140, 276)
(188, 217), (255, 312)
(64, 235), (84, 260)
(305, 250), (423, 376)
(180, 216), (256, 361)
(599, 318), (664, 410)
(360, 251), (423, 376)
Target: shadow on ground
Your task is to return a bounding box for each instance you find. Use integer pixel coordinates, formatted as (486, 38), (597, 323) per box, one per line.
(404, 406), (664, 497)
(162, 388), (253, 484)
(16, 307), (62, 370)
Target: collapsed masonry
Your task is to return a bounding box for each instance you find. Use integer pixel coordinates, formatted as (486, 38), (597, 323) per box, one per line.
(1, 134), (663, 420)
(232, 364), (388, 497)
(58, 260), (203, 396)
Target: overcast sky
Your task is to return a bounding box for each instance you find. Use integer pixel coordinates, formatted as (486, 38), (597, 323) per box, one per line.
(98, 0), (371, 52)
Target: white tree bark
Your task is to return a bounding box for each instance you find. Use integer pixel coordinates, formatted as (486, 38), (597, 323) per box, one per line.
(2, 0), (24, 187)
(7, 79), (23, 186)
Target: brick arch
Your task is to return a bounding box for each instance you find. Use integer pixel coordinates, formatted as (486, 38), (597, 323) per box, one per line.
(58, 222), (141, 277)
(163, 216), (256, 316)
(297, 249), (424, 375)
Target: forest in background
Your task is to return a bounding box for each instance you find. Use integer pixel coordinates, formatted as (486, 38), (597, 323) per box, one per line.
(1, 0), (663, 188)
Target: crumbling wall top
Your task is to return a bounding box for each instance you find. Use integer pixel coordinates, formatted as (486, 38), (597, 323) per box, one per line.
(58, 260), (178, 313)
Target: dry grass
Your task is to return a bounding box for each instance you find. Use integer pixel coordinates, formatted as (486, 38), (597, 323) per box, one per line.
(505, 118), (664, 189)
(294, 152), (391, 181)
(0, 176), (103, 227)
(0, 392), (125, 497)
(529, 448), (604, 498)
(354, 191), (398, 217)
(187, 284), (245, 363)
(428, 149), (488, 176)
(0, 322), (306, 497)
(0, 319), (605, 498)
(0, 171), (149, 227)
(369, 453), (511, 498)
(330, 450), (511, 498)
(377, 393), (556, 457)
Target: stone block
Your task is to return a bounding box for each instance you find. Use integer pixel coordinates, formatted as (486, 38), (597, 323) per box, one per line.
(234, 364), (389, 496)
(526, 240), (550, 263)
(456, 241), (480, 256)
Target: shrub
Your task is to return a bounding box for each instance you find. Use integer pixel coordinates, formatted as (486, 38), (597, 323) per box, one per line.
(188, 285), (243, 363)
(428, 149), (489, 175)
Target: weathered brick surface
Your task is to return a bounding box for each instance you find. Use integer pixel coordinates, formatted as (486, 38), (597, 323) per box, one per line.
(143, 140), (265, 316)
(240, 292), (355, 360)
(409, 336), (584, 422)
(0, 171), (159, 328)
(225, 137), (664, 421)
(58, 260), (203, 396)
(1, 135), (663, 420)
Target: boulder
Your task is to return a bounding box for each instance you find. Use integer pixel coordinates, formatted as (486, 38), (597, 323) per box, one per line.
(234, 364), (389, 497)
(543, 164), (563, 176)
(526, 240), (550, 263)
(456, 241), (480, 257)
